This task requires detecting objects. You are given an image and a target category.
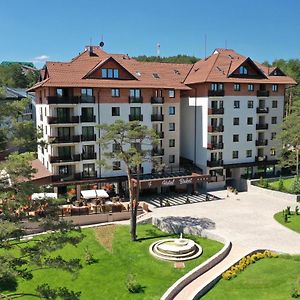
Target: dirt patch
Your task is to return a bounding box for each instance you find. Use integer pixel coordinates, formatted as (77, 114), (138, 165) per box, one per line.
(174, 262), (185, 269)
(95, 224), (116, 253)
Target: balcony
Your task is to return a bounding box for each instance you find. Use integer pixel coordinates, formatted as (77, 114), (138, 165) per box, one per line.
(255, 155), (268, 162)
(207, 143), (224, 150)
(209, 175), (225, 182)
(155, 131), (164, 139)
(151, 96), (164, 104)
(256, 107), (269, 114)
(256, 123), (269, 130)
(48, 135), (81, 144)
(208, 108), (224, 115)
(129, 114), (143, 121)
(151, 114), (164, 122)
(80, 95), (95, 103)
(208, 90), (225, 97)
(49, 154), (81, 163)
(47, 116), (80, 124)
(47, 96), (80, 104)
(81, 152), (97, 160)
(82, 171), (98, 179)
(81, 134), (96, 142)
(52, 173), (82, 182)
(208, 125), (224, 133)
(257, 90), (270, 97)
(255, 140), (268, 146)
(152, 149), (165, 156)
(207, 159), (223, 168)
(129, 96), (143, 103)
(80, 115), (96, 123)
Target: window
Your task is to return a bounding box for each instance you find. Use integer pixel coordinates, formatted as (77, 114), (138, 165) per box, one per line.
(232, 151), (239, 159)
(210, 83), (224, 91)
(56, 88), (63, 97)
(130, 107), (141, 118)
(168, 90), (175, 98)
(81, 88), (94, 102)
(82, 145), (95, 159)
(130, 89), (141, 98)
(112, 143), (121, 152)
(169, 123), (175, 131)
(112, 88), (120, 97)
(40, 107), (43, 121)
(233, 83), (240, 91)
(247, 117), (253, 125)
(82, 126), (94, 138)
(169, 139), (175, 147)
(102, 68), (119, 79)
(112, 107), (120, 116)
(271, 117), (277, 124)
(169, 106), (175, 115)
(83, 163), (96, 177)
(233, 117), (239, 125)
(248, 100), (253, 108)
(234, 100), (240, 109)
(272, 84), (278, 92)
(81, 88), (93, 97)
(248, 84), (254, 91)
(272, 100), (278, 108)
(270, 148), (276, 156)
(233, 134), (239, 142)
(247, 134), (252, 141)
(271, 132), (276, 140)
(81, 107), (94, 122)
(169, 155), (175, 163)
(246, 150), (252, 158)
(113, 161), (121, 170)
(239, 66), (248, 75)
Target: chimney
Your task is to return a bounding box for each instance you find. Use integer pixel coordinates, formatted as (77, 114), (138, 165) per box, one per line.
(89, 46), (93, 56)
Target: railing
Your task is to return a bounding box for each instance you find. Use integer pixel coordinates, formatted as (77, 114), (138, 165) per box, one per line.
(255, 140), (268, 146)
(52, 173), (82, 182)
(47, 116), (80, 124)
(208, 125), (224, 133)
(48, 135), (81, 144)
(256, 107), (269, 114)
(81, 134), (96, 142)
(208, 90), (225, 97)
(156, 132), (164, 139)
(209, 175), (225, 182)
(151, 114), (164, 122)
(80, 115), (96, 123)
(152, 149), (165, 156)
(208, 108), (224, 115)
(151, 96), (164, 104)
(256, 123), (269, 130)
(47, 96), (80, 104)
(81, 152), (97, 160)
(128, 96), (143, 103)
(129, 114), (143, 121)
(257, 90), (270, 97)
(207, 159), (223, 167)
(255, 155), (268, 162)
(207, 143), (224, 150)
(82, 171), (98, 179)
(80, 95), (95, 103)
(49, 154), (81, 163)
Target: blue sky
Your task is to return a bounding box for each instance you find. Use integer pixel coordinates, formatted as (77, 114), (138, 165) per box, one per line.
(1, 0), (299, 67)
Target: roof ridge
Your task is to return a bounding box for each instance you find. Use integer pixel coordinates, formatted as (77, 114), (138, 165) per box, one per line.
(204, 52), (220, 82)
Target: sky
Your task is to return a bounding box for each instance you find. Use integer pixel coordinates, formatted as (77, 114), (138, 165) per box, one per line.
(0, 0), (300, 67)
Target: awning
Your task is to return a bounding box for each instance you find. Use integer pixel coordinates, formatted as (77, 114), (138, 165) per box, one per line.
(31, 193), (57, 200)
(81, 189), (109, 199)
(95, 189), (109, 198)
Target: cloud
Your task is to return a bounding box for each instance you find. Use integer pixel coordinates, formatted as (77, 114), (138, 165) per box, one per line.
(33, 55), (49, 63)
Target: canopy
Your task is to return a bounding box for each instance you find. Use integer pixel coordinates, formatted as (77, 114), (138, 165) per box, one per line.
(31, 193), (57, 200)
(96, 189), (109, 198)
(81, 189), (109, 200)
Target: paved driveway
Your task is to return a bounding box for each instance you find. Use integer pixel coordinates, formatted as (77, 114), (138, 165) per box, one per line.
(150, 190), (300, 254)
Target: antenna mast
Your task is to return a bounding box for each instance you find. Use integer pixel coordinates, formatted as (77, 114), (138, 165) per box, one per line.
(157, 42), (160, 57)
(204, 34), (207, 59)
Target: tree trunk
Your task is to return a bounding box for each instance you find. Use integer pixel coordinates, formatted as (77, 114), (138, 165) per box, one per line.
(127, 170), (137, 241)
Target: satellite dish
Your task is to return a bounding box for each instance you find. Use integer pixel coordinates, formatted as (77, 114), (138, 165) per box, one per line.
(99, 41), (104, 47)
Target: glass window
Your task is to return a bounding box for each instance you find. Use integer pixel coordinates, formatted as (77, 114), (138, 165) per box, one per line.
(234, 101), (240, 109)
(247, 117), (253, 125)
(113, 69), (119, 78)
(169, 139), (175, 147)
(56, 88), (63, 97)
(169, 155), (175, 163)
(233, 134), (239, 142)
(270, 148), (276, 156)
(82, 126), (94, 137)
(168, 90), (175, 98)
(169, 106), (175, 115)
(81, 88), (93, 96)
(107, 69), (113, 78)
(248, 84), (254, 91)
(113, 161), (121, 170)
(248, 100), (253, 108)
(130, 107), (141, 117)
(272, 84), (278, 92)
(247, 133), (252, 141)
(169, 123), (175, 131)
(246, 150), (252, 158)
(83, 163), (96, 177)
(130, 89), (141, 98)
(112, 88), (120, 97)
(101, 68), (107, 78)
(271, 132), (276, 140)
(112, 107), (120, 116)
(239, 66), (248, 75)
(234, 83), (240, 91)
(272, 100), (278, 108)
(232, 151), (239, 159)
(233, 117), (239, 125)
(271, 117), (277, 124)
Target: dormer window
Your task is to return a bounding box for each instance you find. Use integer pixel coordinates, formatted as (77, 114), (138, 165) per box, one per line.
(239, 66), (248, 75)
(102, 68), (119, 79)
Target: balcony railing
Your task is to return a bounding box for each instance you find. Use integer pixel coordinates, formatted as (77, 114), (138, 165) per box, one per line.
(82, 171), (97, 179)
(47, 116), (80, 124)
(47, 96), (80, 104)
(255, 140), (268, 146)
(209, 175), (225, 182)
(48, 135), (81, 144)
(129, 114), (143, 121)
(80, 95), (95, 103)
(208, 125), (224, 133)
(256, 107), (269, 114)
(207, 159), (223, 167)
(255, 155), (268, 162)
(207, 143), (224, 150)
(80, 115), (96, 123)
(208, 108), (224, 115)
(81, 134), (96, 142)
(256, 123), (269, 130)
(81, 152), (97, 160)
(151, 96), (164, 104)
(152, 149), (165, 156)
(155, 131), (164, 139)
(208, 90), (225, 97)
(52, 173), (82, 182)
(257, 90), (270, 97)
(151, 114), (164, 122)
(128, 96), (143, 103)
(49, 154), (81, 163)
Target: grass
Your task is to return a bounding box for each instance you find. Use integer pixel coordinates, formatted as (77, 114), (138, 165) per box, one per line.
(4, 224), (223, 300)
(274, 211), (300, 233)
(202, 256), (300, 300)
(268, 177), (296, 193)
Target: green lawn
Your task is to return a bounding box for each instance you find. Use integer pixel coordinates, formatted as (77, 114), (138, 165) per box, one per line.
(202, 256), (300, 300)
(5, 224), (223, 300)
(274, 211), (300, 233)
(268, 177), (295, 193)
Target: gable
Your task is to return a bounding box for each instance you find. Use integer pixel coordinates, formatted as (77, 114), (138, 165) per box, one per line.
(269, 67), (286, 76)
(84, 57), (137, 80)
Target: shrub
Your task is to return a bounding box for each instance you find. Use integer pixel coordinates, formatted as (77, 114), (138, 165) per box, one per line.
(278, 177), (284, 191)
(292, 177), (300, 194)
(291, 288), (300, 298)
(296, 206), (299, 215)
(126, 274), (144, 293)
(84, 247), (97, 265)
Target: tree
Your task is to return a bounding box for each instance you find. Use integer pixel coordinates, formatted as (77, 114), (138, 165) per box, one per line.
(133, 54), (199, 64)
(98, 120), (158, 241)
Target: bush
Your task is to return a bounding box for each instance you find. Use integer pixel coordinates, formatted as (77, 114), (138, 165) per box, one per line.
(292, 177), (300, 194)
(126, 274), (144, 293)
(291, 288), (300, 298)
(84, 247), (97, 265)
(278, 177), (284, 191)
